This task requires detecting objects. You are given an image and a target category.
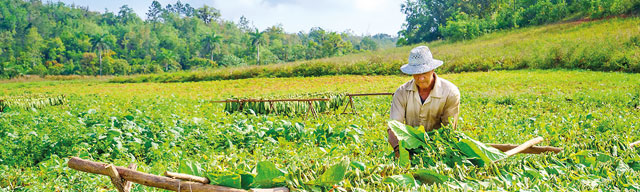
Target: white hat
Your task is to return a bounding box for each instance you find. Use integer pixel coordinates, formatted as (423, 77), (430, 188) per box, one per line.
(400, 46), (443, 75)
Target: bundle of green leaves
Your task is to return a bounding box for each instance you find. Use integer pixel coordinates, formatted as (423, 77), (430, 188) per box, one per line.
(388, 120), (507, 168)
(386, 120), (640, 190)
(223, 92), (347, 116)
(0, 94), (66, 112)
(177, 160), (351, 191)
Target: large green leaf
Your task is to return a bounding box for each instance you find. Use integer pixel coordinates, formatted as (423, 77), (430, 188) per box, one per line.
(207, 172), (242, 189)
(388, 120), (427, 149)
(398, 142), (411, 168)
(178, 161), (203, 177)
(382, 174), (419, 188)
(240, 173), (255, 190)
(310, 160), (349, 186)
(252, 161), (286, 188)
(570, 150), (615, 167)
(523, 166), (547, 180)
(456, 137), (507, 166)
(350, 161), (366, 171)
(413, 169), (449, 184)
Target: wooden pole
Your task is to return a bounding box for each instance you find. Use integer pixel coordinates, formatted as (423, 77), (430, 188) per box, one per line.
(249, 187), (289, 192)
(68, 157), (247, 192)
(489, 144), (562, 154)
(164, 171), (210, 184)
(345, 93), (393, 96)
(211, 98), (329, 103)
(630, 140), (640, 148)
(503, 137), (544, 157)
(210, 93), (394, 103)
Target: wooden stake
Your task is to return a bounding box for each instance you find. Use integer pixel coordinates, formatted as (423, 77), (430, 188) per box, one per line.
(348, 96), (355, 114)
(631, 140), (640, 148)
(308, 101), (318, 117)
(123, 163), (137, 192)
(341, 96), (356, 114)
(106, 164), (126, 192)
(504, 137), (544, 157)
(489, 144), (562, 154)
(249, 187), (289, 192)
(269, 102), (275, 113)
(164, 171), (210, 184)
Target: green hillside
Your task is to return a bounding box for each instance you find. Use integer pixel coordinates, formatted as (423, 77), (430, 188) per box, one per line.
(112, 16), (640, 83)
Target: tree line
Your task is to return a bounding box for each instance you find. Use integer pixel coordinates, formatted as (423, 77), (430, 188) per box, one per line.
(0, 0), (397, 78)
(398, 0), (640, 44)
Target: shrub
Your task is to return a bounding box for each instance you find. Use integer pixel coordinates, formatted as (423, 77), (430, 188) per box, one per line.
(441, 12), (483, 41)
(187, 57), (216, 69)
(218, 54), (246, 67)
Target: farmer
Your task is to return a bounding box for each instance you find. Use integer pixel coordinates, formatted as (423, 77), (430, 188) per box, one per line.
(388, 46), (460, 156)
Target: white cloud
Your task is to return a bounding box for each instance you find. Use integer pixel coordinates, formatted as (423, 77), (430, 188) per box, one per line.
(214, 0), (404, 35)
(353, 0), (385, 12)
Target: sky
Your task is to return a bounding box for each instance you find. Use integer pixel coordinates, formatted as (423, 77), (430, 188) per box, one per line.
(53, 0), (406, 36)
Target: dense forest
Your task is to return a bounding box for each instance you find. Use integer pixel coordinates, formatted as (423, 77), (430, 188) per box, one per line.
(398, 0), (640, 44)
(0, 0), (397, 78)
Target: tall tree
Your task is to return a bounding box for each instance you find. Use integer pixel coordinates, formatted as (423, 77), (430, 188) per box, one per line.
(24, 27), (44, 68)
(117, 5), (139, 24)
(249, 29), (264, 65)
(146, 0), (164, 25)
(201, 32), (222, 62)
(398, 0), (458, 44)
(195, 5), (220, 24)
(158, 48), (177, 71)
(90, 34), (112, 76)
(238, 16), (251, 32)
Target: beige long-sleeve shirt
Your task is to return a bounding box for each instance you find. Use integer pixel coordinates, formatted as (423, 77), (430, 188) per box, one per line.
(390, 74), (460, 131)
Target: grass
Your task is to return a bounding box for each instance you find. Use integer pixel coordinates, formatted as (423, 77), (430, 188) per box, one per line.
(110, 16), (640, 83)
(1, 70), (640, 191)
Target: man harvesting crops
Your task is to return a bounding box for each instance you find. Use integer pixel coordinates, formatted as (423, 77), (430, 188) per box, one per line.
(388, 46), (460, 157)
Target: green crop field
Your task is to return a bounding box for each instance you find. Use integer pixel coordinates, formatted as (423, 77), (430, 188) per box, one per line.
(1, 70), (640, 191)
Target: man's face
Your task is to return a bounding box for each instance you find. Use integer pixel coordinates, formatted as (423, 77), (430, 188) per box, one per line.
(412, 70), (434, 89)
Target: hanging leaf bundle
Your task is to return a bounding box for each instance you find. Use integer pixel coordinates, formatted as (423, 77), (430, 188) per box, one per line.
(223, 92), (347, 116)
(0, 94), (67, 112)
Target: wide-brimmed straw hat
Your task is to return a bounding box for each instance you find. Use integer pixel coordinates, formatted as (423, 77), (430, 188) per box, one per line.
(400, 46), (443, 75)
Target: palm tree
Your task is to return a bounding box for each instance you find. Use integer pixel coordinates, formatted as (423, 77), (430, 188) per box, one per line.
(249, 29), (264, 65)
(201, 32), (222, 62)
(90, 34), (110, 76)
(158, 48), (177, 72)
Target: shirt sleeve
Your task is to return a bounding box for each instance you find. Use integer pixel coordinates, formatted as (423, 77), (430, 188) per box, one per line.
(390, 88), (406, 123)
(441, 90), (460, 129)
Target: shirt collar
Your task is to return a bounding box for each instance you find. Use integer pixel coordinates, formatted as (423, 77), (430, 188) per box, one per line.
(404, 73), (443, 98)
